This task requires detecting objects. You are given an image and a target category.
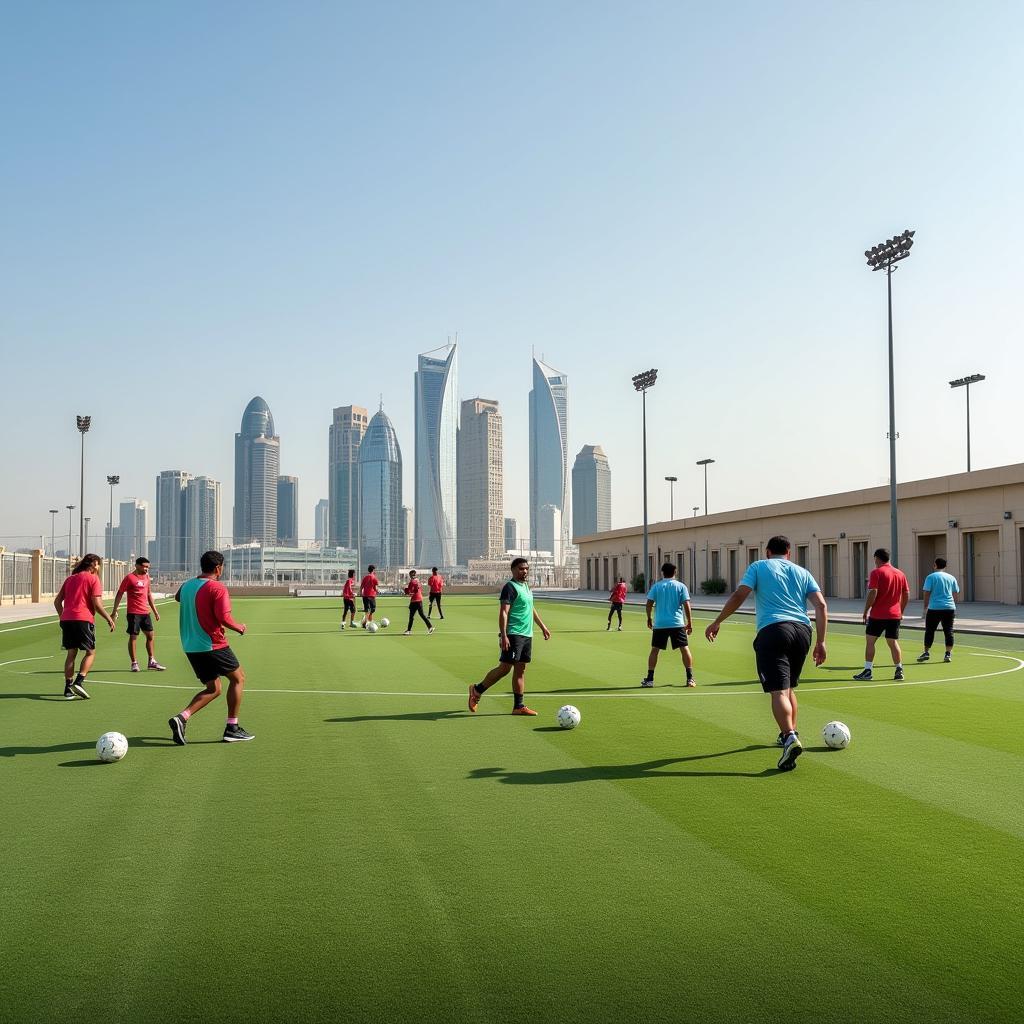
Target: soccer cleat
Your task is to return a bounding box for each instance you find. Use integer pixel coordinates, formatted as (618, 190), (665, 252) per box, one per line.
(148, 660), (166, 671)
(916, 651), (930, 663)
(775, 732), (784, 747)
(467, 684), (480, 713)
(64, 682), (75, 700)
(169, 715), (187, 746)
(130, 662), (141, 672)
(427, 626), (435, 634)
(894, 666), (905, 681)
(640, 678), (655, 688)
(685, 678), (697, 688)
(70, 681), (90, 699)
(511, 706), (538, 716)
(852, 669), (872, 681)
(402, 631), (412, 636)
(777, 734), (803, 771)
(617, 625), (623, 631)
(222, 724), (255, 742)
(943, 652), (952, 663)
(606, 623), (611, 631)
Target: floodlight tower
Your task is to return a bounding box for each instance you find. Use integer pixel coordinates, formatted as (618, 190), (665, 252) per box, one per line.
(864, 228), (915, 567)
(696, 459), (715, 515)
(949, 374), (985, 472)
(48, 509), (59, 556)
(76, 415), (92, 554)
(107, 475), (120, 558)
(665, 476), (678, 520)
(632, 368), (658, 586)
(66, 505), (75, 558)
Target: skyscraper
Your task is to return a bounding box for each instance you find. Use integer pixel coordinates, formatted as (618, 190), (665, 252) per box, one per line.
(402, 505), (415, 565)
(457, 398), (503, 564)
(358, 408), (404, 568)
(415, 343), (458, 566)
(328, 405), (368, 548)
(314, 498), (330, 546)
(504, 517), (518, 553)
(571, 445), (612, 538)
(233, 396), (280, 546)
(155, 470), (191, 571)
(185, 476), (221, 569)
(277, 475), (299, 547)
(529, 356), (570, 562)
(112, 498), (147, 562)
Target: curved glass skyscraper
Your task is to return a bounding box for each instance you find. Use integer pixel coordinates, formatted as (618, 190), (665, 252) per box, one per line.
(234, 396), (280, 545)
(529, 357), (570, 563)
(414, 343), (458, 566)
(358, 408), (404, 568)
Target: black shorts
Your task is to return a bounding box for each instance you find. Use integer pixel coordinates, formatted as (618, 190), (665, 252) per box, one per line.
(499, 634), (533, 664)
(186, 647), (241, 683)
(610, 602), (624, 612)
(126, 613), (154, 635)
(866, 617), (901, 639)
(651, 627), (688, 650)
(61, 621), (96, 651)
(362, 597), (377, 613)
(343, 599), (356, 615)
(753, 622), (812, 692)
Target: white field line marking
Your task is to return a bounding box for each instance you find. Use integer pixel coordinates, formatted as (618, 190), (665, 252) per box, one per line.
(3, 654), (1022, 698)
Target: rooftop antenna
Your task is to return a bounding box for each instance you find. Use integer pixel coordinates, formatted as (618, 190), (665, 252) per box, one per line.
(379, 393), (383, 412)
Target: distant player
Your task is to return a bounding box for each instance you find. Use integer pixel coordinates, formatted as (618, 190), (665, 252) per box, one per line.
(427, 567), (445, 619)
(359, 564), (379, 628)
(168, 550), (253, 745)
(607, 576), (627, 631)
(111, 557), (165, 672)
(705, 535), (828, 772)
(467, 557), (551, 717)
(340, 569), (357, 630)
(403, 570), (434, 635)
(918, 557), (960, 663)
(642, 563), (695, 687)
(54, 554), (115, 699)
(854, 548), (909, 681)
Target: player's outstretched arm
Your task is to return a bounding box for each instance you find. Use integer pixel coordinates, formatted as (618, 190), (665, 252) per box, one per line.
(705, 585), (751, 642)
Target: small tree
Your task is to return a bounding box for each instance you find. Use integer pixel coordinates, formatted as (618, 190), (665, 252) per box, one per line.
(632, 572), (646, 593)
(700, 577), (728, 595)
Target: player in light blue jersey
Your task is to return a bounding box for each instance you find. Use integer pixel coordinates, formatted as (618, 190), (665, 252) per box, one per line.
(917, 557), (960, 663)
(642, 563), (695, 687)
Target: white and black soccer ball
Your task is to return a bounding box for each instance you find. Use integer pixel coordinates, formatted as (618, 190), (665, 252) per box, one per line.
(367, 621), (379, 634)
(96, 731), (128, 763)
(822, 721), (851, 749)
(379, 617), (390, 628)
(556, 705), (581, 730)
(338, 622), (346, 631)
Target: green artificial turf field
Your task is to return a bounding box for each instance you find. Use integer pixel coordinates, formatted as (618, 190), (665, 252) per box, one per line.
(2, 595), (1023, 1023)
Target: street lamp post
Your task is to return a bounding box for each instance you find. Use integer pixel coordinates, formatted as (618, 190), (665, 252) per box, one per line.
(48, 509), (59, 556)
(692, 506), (700, 518)
(865, 229), (915, 567)
(949, 374), (985, 472)
(696, 459), (715, 515)
(106, 475), (120, 558)
(84, 517), (91, 553)
(632, 368), (659, 587)
(66, 505), (75, 559)
(665, 476), (678, 520)
(76, 415), (92, 554)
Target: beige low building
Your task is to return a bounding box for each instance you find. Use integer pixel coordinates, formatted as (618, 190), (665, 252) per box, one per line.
(575, 463), (1024, 604)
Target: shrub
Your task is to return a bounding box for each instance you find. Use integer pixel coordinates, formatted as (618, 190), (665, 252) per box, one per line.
(700, 577), (728, 595)
(632, 573), (646, 593)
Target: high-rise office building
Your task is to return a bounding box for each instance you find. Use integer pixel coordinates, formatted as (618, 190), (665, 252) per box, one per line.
(571, 445), (612, 539)
(529, 356), (570, 563)
(110, 499), (147, 562)
(358, 408), (404, 568)
(415, 343), (458, 566)
(537, 504), (563, 563)
(233, 396), (280, 546)
(402, 505), (415, 565)
(328, 405), (368, 549)
(277, 475), (299, 547)
(155, 470), (191, 571)
(504, 517), (518, 553)
(457, 398), (503, 564)
(314, 499), (330, 546)
(185, 476), (221, 569)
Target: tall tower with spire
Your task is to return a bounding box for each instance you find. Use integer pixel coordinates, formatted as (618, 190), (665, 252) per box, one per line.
(529, 357), (570, 562)
(415, 342), (458, 566)
(358, 405), (404, 568)
(233, 396), (280, 546)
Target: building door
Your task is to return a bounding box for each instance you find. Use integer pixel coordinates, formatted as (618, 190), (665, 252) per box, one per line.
(728, 549), (738, 591)
(852, 541), (868, 599)
(602, 558), (609, 592)
(917, 534), (947, 595)
(747, 546), (759, 566)
(586, 558), (592, 590)
(822, 543), (838, 598)
(797, 545), (809, 569)
(612, 557), (619, 586)
(710, 550), (721, 580)
(965, 531), (999, 601)
(631, 555), (638, 587)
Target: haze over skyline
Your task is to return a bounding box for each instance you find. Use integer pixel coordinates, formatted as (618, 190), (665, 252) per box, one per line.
(2, 2), (1022, 546)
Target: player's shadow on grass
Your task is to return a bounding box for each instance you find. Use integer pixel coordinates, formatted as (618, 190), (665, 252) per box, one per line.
(471, 746), (779, 783)
(0, 692), (62, 701)
(326, 710), (467, 724)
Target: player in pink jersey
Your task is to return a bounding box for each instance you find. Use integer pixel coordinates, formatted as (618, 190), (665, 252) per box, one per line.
(54, 554), (115, 699)
(359, 564), (379, 628)
(340, 569), (358, 630)
(403, 570), (434, 635)
(111, 557), (165, 671)
(607, 576), (628, 631)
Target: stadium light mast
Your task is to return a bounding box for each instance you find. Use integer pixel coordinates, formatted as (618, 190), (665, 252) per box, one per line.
(692, 505), (700, 518)
(696, 459), (715, 515)
(66, 504), (75, 558)
(107, 475), (120, 558)
(865, 228), (915, 567)
(949, 374), (985, 472)
(76, 415), (92, 555)
(632, 368), (658, 586)
(665, 476), (678, 520)
(48, 509), (59, 556)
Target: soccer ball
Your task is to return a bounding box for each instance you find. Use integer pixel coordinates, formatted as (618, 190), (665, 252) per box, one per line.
(556, 705), (581, 730)
(338, 622), (345, 631)
(380, 618), (390, 628)
(96, 731), (128, 763)
(822, 721), (851, 749)
(367, 622), (379, 633)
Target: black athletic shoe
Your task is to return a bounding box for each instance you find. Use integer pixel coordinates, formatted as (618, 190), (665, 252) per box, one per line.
(169, 715), (187, 745)
(943, 652), (952, 663)
(916, 651), (930, 663)
(64, 682), (75, 700)
(640, 678), (655, 688)
(852, 669), (872, 681)
(894, 666), (905, 681)
(70, 680), (90, 699)
(777, 734), (803, 771)
(223, 723), (255, 743)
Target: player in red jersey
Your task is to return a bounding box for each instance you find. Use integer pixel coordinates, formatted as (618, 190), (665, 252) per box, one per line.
(427, 567), (445, 619)
(54, 554), (115, 699)
(111, 557), (165, 671)
(340, 569), (357, 630)
(359, 564), (379, 628)
(854, 548), (910, 681)
(403, 570), (435, 635)
(607, 576), (628, 631)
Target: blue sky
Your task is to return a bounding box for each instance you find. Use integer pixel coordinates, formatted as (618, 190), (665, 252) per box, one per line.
(2, 1), (1021, 546)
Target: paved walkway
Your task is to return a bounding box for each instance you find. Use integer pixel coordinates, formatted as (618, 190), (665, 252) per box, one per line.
(538, 589), (1024, 639)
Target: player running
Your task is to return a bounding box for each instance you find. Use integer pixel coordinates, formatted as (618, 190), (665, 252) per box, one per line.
(917, 557), (960, 664)
(427, 567), (445, 619)
(854, 548), (909, 681)
(641, 563), (695, 687)
(54, 554), (115, 699)
(111, 557), (165, 671)
(340, 569), (357, 630)
(403, 570), (434, 635)
(168, 550), (253, 745)
(359, 564), (379, 628)
(705, 535), (828, 772)
(467, 557), (551, 716)
(607, 575), (627, 631)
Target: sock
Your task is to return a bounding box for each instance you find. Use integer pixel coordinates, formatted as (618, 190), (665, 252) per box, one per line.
(645, 670), (654, 682)
(896, 663), (903, 670)
(473, 682), (489, 695)
(686, 669), (693, 680)
(784, 730), (798, 743)
(864, 662), (873, 671)
(179, 709), (191, 721)
(74, 673), (86, 683)
(513, 694), (525, 709)
(227, 717), (239, 726)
